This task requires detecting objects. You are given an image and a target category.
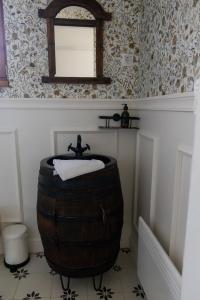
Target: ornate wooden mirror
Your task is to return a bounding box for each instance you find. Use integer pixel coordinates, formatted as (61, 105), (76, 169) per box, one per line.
(39, 0), (112, 84)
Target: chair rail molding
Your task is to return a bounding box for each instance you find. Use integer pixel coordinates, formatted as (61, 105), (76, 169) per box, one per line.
(0, 92), (195, 112)
(133, 92), (195, 112)
(0, 99), (136, 110)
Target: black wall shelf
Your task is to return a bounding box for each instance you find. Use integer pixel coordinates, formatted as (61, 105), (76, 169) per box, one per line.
(99, 114), (140, 130)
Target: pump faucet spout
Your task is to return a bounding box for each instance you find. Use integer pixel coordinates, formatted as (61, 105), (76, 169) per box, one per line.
(77, 135), (82, 150)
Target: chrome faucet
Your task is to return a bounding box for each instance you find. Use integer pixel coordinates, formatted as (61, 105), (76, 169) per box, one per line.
(68, 135), (91, 157)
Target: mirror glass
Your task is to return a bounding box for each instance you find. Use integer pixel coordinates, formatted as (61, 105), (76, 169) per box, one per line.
(55, 7), (96, 78)
(55, 26), (96, 77)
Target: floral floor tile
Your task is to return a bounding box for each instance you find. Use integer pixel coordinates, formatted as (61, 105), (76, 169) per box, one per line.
(124, 293), (146, 300)
(0, 273), (19, 299)
(116, 251), (136, 270)
(88, 273), (123, 294)
(52, 275), (88, 298)
(13, 269), (30, 280)
(34, 253), (45, 259)
(22, 291), (42, 300)
(132, 284), (146, 299)
(14, 273), (52, 299)
(0, 248), (147, 300)
(88, 288), (125, 300)
(121, 248), (131, 254)
(60, 288), (82, 300)
(25, 255), (51, 274)
(112, 265), (122, 272)
(121, 279), (139, 294)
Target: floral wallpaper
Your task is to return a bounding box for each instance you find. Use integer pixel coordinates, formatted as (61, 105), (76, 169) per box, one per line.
(1, 0), (199, 99)
(138, 0), (200, 97)
(0, 0), (140, 99)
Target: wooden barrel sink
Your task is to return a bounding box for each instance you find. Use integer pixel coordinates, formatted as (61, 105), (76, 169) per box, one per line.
(37, 154), (123, 278)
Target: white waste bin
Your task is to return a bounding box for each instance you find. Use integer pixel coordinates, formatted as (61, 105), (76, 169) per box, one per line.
(2, 224), (30, 272)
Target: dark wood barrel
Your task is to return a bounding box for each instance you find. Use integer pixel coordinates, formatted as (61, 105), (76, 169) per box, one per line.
(37, 154), (123, 278)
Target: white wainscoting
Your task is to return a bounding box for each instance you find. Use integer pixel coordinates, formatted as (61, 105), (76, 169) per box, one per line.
(0, 129), (23, 223)
(170, 146), (192, 273)
(0, 100), (137, 252)
(136, 108), (194, 253)
(134, 130), (158, 229)
(0, 93), (195, 256)
(133, 95), (195, 300)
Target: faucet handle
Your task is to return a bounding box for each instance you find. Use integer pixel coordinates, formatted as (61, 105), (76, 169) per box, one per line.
(86, 144), (91, 151)
(68, 143), (72, 152)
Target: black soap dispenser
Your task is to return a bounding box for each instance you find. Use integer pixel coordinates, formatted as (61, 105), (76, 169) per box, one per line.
(121, 104), (130, 128)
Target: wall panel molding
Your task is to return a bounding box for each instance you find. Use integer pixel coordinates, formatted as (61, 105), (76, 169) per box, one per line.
(134, 130), (159, 230)
(0, 129), (23, 223)
(51, 128), (119, 157)
(170, 145), (192, 272)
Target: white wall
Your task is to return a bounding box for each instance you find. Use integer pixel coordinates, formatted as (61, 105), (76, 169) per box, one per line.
(134, 93), (195, 272)
(0, 99), (137, 252)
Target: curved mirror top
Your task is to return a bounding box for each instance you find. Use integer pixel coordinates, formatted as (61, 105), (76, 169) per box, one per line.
(56, 6), (95, 20)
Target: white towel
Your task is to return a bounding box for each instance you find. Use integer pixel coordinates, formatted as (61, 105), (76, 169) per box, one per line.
(53, 159), (105, 181)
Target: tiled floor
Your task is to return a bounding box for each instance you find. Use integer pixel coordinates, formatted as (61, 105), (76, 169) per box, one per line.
(0, 248), (146, 300)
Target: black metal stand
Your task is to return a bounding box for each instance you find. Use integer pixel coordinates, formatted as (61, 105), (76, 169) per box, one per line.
(59, 274), (103, 291)
(93, 274), (103, 291)
(60, 275), (70, 290)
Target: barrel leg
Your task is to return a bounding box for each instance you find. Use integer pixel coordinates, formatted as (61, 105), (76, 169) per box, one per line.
(93, 274), (103, 291)
(60, 275), (70, 290)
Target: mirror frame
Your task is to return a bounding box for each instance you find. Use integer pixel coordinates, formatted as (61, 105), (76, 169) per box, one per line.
(39, 0), (112, 84)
